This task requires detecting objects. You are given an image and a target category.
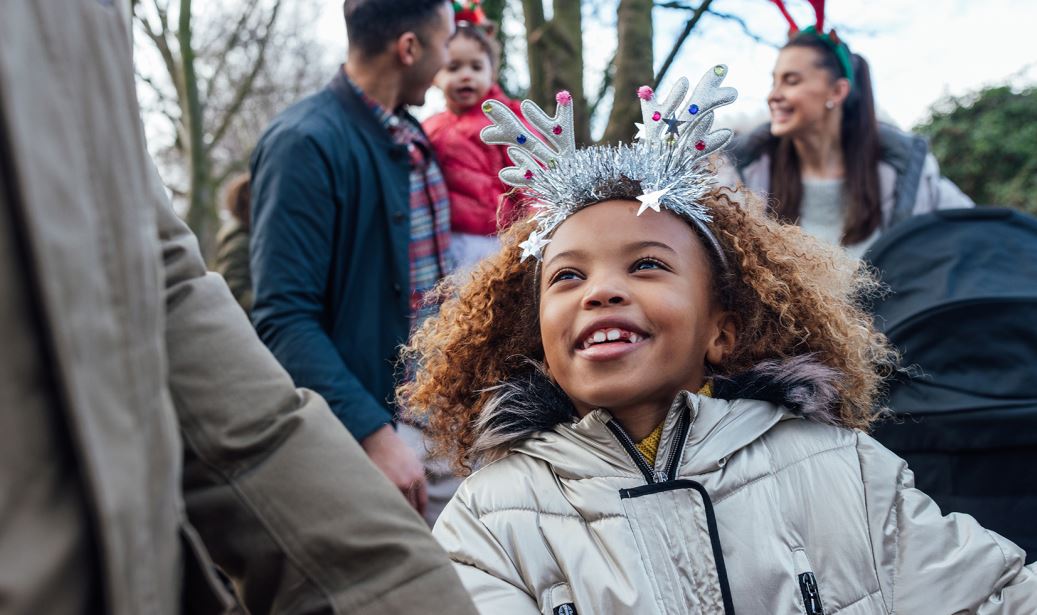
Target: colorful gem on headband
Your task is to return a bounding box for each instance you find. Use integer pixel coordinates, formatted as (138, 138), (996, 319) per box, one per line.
(695, 140), (706, 151)
(553, 125), (563, 135)
(556, 90), (573, 106)
(482, 102), (493, 113)
(637, 86), (654, 101)
(713, 65), (726, 76)
(517, 134), (528, 144)
(636, 187), (671, 216)
(689, 104), (700, 115)
(652, 111), (662, 122)
(524, 169), (535, 180)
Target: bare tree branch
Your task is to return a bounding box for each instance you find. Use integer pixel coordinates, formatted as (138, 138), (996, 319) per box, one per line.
(206, 0), (282, 154)
(654, 0), (714, 85)
(706, 9), (777, 47)
(203, 0), (261, 101)
(213, 156), (250, 189)
(134, 1), (186, 104)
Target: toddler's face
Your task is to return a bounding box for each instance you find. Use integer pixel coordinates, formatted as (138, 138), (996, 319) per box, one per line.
(436, 35), (494, 112)
(538, 200), (734, 416)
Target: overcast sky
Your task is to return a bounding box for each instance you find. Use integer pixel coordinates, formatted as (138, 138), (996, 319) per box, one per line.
(315, 0), (1036, 132)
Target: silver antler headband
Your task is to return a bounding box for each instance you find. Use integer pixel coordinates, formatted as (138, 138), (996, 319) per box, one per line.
(481, 65), (738, 265)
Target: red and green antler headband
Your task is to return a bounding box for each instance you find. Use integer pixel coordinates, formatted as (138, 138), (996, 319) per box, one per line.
(453, 0), (487, 25)
(769, 0), (855, 90)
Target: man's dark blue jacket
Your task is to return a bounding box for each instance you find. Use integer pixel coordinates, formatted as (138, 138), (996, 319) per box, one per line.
(250, 70), (416, 441)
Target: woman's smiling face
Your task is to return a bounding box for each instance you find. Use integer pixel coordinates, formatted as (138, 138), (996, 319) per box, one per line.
(768, 46), (844, 138)
(538, 199), (735, 417)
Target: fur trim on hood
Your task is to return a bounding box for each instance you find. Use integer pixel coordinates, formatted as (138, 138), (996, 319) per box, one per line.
(469, 355), (843, 462)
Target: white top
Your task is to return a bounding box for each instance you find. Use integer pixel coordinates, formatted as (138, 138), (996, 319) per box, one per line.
(799, 178), (879, 259)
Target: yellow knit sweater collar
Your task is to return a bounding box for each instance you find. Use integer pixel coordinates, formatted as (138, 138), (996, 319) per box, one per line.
(634, 382), (712, 464)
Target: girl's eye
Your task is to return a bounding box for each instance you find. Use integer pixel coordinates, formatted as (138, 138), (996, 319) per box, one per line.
(549, 269), (582, 285)
(632, 257), (668, 272)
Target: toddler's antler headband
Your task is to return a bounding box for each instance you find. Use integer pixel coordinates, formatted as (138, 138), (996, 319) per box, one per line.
(453, 0), (487, 25)
(769, 0), (855, 90)
(481, 65), (737, 266)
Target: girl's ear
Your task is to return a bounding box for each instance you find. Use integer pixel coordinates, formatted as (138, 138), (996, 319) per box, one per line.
(705, 311), (738, 366)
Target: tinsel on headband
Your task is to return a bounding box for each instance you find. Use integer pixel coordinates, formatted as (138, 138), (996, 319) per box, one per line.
(480, 65), (738, 263)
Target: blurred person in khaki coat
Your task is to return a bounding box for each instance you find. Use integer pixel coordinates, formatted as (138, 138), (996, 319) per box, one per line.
(0, 2), (477, 614)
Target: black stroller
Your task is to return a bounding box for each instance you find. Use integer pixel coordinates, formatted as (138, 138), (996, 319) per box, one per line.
(865, 207), (1037, 562)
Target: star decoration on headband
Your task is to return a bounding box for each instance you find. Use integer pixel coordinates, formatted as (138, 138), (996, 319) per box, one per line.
(663, 117), (686, 136)
(518, 229), (552, 262)
(634, 122), (648, 141)
(636, 187), (671, 216)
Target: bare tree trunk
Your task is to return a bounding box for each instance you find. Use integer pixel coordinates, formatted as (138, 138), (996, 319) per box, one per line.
(481, 0), (514, 95)
(136, 0), (304, 260)
(177, 0), (216, 254)
(521, 0), (589, 144)
(601, 0), (653, 144)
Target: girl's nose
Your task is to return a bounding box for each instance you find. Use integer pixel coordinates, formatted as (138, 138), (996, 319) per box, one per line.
(582, 279), (629, 308)
(767, 84), (782, 105)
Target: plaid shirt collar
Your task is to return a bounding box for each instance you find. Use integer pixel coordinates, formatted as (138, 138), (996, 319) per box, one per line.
(343, 71), (427, 148)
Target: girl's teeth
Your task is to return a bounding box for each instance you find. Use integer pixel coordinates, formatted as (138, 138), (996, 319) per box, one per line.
(592, 331), (607, 343)
(629, 333), (641, 343)
(606, 329), (621, 341)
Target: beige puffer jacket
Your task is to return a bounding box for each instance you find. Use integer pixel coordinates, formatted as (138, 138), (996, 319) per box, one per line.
(434, 362), (1037, 614)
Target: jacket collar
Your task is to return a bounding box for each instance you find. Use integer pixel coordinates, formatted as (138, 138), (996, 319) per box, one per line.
(327, 65), (425, 151)
(472, 356), (844, 478)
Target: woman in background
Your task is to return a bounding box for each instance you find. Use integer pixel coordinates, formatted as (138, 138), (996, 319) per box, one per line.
(724, 2), (971, 258)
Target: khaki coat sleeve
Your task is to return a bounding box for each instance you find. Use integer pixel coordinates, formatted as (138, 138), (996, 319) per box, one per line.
(151, 162), (476, 615)
(434, 495), (542, 614)
(857, 433), (1037, 613)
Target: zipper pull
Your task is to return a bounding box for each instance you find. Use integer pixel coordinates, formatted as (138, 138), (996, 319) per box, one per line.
(798, 572), (825, 615)
(652, 469), (668, 483)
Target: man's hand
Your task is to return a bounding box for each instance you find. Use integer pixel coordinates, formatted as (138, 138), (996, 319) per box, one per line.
(361, 424), (428, 516)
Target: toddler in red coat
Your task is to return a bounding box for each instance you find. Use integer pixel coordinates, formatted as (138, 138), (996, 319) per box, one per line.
(423, 21), (524, 271)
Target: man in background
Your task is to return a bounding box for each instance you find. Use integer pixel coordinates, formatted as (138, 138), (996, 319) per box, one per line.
(250, 0), (458, 523)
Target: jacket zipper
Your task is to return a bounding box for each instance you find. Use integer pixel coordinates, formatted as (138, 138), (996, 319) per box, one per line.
(606, 404), (692, 484)
(605, 420), (656, 483)
(798, 572), (825, 615)
(662, 406), (691, 481)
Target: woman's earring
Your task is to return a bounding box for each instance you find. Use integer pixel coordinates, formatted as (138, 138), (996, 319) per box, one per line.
(825, 100), (835, 110)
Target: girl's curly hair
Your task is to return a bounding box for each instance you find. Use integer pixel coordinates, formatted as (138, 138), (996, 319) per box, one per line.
(399, 186), (897, 475)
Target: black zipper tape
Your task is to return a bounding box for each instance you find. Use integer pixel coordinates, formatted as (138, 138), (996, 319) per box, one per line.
(798, 571), (825, 615)
(605, 419), (656, 483)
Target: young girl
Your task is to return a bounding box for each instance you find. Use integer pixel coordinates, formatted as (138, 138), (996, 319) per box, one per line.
(401, 67), (1037, 613)
(423, 18), (523, 270)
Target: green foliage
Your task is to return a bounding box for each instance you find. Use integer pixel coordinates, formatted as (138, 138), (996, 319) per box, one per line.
(915, 85), (1037, 214)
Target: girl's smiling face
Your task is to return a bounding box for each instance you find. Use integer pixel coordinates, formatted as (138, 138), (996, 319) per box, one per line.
(538, 200), (736, 427)
(436, 35), (494, 113)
